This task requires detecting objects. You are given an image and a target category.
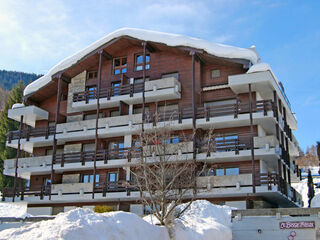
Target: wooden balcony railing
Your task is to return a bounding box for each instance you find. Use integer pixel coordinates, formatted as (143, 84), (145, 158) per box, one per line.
(1, 185), (50, 201)
(259, 172), (301, 204)
(73, 83), (144, 103)
(54, 148), (138, 167)
(7, 100), (275, 143)
(197, 134), (252, 155)
(7, 126), (56, 143)
(1, 181), (137, 201)
(144, 100), (275, 124)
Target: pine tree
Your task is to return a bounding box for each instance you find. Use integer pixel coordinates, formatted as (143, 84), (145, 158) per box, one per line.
(0, 81), (24, 188)
(307, 169), (315, 207)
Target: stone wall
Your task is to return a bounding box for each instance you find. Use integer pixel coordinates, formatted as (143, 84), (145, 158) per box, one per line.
(67, 71), (86, 122)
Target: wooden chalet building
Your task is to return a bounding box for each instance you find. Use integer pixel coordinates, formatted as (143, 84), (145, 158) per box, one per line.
(2, 28), (302, 215)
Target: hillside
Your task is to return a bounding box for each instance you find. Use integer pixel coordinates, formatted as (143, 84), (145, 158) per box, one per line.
(0, 70), (42, 90)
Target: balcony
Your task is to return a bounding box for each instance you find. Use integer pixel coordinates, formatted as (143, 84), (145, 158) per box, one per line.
(8, 105), (49, 127)
(228, 71), (297, 130)
(6, 126), (55, 153)
(1, 181), (137, 202)
(72, 77), (181, 111)
(55, 114), (142, 141)
(6, 100), (276, 152)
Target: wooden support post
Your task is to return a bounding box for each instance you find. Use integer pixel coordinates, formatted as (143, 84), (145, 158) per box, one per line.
(12, 115), (23, 202)
(50, 77), (63, 200)
(190, 50), (197, 196)
(141, 42), (147, 134)
(92, 51), (103, 199)
(249, 84), (256, 194)
(234, 97), (239, 118)
(273, 90), (278, 121)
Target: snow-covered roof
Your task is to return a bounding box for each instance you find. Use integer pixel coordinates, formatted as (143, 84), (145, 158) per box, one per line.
(24, 28), (260, 97)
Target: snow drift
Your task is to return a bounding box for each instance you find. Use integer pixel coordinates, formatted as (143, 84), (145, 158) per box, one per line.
(0, 208), (169, 240)
(144, 200), (233, 240)
(172, 200), (232, 240)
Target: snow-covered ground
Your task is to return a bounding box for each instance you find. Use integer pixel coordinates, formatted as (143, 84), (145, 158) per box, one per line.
(0, 200), (232, 240)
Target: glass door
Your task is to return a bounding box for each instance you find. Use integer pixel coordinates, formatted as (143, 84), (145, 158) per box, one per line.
(107, 172), (118, 189)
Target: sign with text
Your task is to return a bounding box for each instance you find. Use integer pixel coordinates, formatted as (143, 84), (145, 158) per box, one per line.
(280, 221), (315, 229)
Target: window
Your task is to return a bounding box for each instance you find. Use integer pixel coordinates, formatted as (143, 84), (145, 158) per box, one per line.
(204, 99), (237, 108)
(43, 177), (51, 186)
(135, 53), (150, 71)
(112, 82), (121, 96)
(158, 104), (179, 112)
(84, 113), (102, 120)
(110, 110), (120, 117)
(87, 71), (98, 80)
(162, 72), (179, 80)
(211, 69), (221, 79)
(214, 167), (239, 176)
(82, 143), (95, 152)
(86, 86), (97, 100)
(216, 168), (225, 176)
(162, 136), (179, 144)
(226, 167), (239, 175)
(81, 174), (99, 184)
(134, 77), (150, 84)
(133, 106), (149, 114)
(113, 57), (127, 75)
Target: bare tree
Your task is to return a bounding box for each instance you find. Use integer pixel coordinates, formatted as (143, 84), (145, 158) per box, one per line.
(130, 111), (210, 226)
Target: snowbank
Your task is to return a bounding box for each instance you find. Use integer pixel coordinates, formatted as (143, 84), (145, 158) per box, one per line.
(0, 208), (169, 240)
(24, 28), (260, 97)
(144, 200), (233, 240)
(173, 200), (232, 240)
(0, 202), (30, 218)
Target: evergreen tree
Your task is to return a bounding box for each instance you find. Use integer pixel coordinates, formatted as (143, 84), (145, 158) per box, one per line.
(307, 169), (315, 207)
(0, 81), (24, 188)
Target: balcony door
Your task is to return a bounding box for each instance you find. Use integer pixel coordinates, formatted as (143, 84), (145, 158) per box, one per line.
(107, 172), (118, 189)
(108, 141), (124, 159)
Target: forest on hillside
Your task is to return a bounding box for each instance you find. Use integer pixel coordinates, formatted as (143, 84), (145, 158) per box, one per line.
(0, 69), (41, 90)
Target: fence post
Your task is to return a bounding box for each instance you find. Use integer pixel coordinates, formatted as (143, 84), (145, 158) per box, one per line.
(60, 154), (64, 167)
(234, 99), (239, 118)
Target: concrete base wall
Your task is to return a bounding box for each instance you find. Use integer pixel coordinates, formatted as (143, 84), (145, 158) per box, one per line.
(27, 207), (52, 216)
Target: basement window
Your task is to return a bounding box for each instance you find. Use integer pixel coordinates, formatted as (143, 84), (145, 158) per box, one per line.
(135, 53), (150, 71)
(113, 57), (127, 75)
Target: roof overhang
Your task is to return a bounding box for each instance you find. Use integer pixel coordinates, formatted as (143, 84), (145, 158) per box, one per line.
(24, 28), (260, 99)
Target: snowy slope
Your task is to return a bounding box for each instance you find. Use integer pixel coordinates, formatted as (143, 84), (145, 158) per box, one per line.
(24, 28), (260, 97)
(292, 178), (320, 207)
(0, 208), (169, 240)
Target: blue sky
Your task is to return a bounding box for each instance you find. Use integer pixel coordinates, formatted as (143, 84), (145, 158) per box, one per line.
(0, 0), (319, 151)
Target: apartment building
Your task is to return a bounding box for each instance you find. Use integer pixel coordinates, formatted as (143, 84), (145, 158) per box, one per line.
(1, 28), (302, 215)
